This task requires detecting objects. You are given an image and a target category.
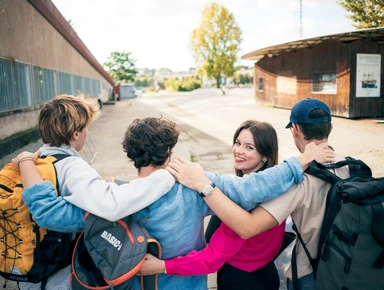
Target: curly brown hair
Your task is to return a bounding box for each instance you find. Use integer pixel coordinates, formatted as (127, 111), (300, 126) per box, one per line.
(122, 117), (179, 169)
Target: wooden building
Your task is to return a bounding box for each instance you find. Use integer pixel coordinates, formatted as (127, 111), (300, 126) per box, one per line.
(243, 28), (384, 118)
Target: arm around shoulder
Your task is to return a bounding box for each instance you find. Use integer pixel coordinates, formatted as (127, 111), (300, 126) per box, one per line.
(63, 168), (175, 221)
(22, 181), (85, 233)
(205, 157), (303, 210)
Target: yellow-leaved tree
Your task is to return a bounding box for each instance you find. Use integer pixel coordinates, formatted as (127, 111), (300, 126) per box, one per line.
(191, 2), (242, 88)
(338, 0), (384, 29)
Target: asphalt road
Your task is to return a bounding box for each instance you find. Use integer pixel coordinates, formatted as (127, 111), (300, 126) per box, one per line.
(1, 88), (383, 289)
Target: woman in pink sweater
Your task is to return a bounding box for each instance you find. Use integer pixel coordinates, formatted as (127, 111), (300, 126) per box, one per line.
(141, 120), (285, 290)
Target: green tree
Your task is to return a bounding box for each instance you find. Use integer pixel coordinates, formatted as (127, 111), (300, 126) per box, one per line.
(337, 0), (384, 28)
(103, 51), (138, 83)
(164, 76), (201, 92)
(66, 18), (76, 32)
(134, 79), (142, 87)
(191, 2), (242, 88)
(141, 78), (149, 87)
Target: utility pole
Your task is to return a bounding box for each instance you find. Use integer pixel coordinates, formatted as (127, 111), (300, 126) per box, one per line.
(295, 0), (303, 38)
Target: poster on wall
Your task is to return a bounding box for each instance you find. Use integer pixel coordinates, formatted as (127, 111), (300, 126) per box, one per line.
(356, 53), (381, 97)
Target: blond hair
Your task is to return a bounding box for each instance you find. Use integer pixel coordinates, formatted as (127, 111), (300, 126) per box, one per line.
(38, 94), (100, 147)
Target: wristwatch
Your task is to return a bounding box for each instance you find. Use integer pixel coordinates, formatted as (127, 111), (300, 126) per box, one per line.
(199, 183), (216, 198)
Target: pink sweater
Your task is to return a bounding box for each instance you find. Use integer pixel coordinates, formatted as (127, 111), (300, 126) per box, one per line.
(165, 219), (286, 275)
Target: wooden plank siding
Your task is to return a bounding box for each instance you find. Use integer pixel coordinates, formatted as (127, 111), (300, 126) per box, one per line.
(253, 39), (384, 118)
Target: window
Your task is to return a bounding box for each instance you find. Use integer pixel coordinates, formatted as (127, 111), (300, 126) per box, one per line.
(312, 72), (337, 94)
(83, 77), (91, 95)
(1, 58), (104, 113)
(58, 73), (101, 97)
(258, 77), (264, 91)
(58, 71), (74, 95)
(91, 79), (101, 96)
(33, 66), (57, 106)
(0, 58), (32, 113)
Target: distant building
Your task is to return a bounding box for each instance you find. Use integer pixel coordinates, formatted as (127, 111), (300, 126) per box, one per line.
(115, 84), (136, 99)
(0, 0), (115, 158)
(243, 28), (384, 118)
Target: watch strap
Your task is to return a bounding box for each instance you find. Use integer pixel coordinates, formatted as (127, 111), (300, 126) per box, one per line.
(199, 191), (206, 197)
(199, 183), (216, 197)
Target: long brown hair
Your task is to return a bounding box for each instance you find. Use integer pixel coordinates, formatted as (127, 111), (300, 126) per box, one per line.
(232, 120), (278, 177)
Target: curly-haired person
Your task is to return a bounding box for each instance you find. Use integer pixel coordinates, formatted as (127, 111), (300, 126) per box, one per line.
(122, 117), (179, 170)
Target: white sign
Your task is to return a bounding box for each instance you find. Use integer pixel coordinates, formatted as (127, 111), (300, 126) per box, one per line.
(356, 54), (381, 97)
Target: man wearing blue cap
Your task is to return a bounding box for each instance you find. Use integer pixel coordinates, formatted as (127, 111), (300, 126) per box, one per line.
(258, 98), (350, 289)
(164, 98), (348, 290)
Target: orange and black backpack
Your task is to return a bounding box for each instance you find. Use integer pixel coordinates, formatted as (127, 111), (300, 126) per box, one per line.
(0, 155), (74, 289)
(71, 210), (162, 290)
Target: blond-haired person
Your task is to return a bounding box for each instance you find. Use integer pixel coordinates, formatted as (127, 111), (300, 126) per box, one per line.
(12, 94), (175, 290)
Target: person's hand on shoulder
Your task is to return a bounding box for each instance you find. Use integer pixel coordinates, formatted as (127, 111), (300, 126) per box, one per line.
(298, 143), (335, 170)
(166, 156), (211, 192)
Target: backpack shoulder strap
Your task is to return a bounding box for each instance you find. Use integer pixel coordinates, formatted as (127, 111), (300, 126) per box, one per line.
(305, 161), (341, 184)
(343, 156), (372, 177)
(291, 223), (317, 289)
(134, 210), (162, 290)
(40, 154), (70, 164)
(305, 157), (372, 184)
(39, 154), (70, 196)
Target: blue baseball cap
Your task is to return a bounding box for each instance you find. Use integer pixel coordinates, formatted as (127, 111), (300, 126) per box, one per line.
(286, 98), (332, 129)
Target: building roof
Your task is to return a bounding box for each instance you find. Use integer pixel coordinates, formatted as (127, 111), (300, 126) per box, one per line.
(242, 27), (384, 61)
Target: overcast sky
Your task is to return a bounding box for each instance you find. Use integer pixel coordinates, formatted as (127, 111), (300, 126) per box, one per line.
(51, 0), (355, 71)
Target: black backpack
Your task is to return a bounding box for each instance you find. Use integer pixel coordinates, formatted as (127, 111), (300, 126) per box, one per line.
(291, 157), (384, 290)
(70, 211), (162, 290)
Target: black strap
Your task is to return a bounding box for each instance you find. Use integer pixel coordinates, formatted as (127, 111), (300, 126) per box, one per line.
(40, 277), (48, 290)
(292, 224), (317, 270)
(33, 224), (41, 262)
(305, 158), (372, 185)
(345, 157), (357, 177)
(291, 243), (300, 290)
(305, 161), (341, 184)
(40, 154), (70, 196)
(291, 223), (317, 290)
(332, 224), (358, 246)
(372, 203), (384, 269)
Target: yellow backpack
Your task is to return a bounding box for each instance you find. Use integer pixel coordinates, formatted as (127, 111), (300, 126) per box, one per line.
(0, 155), (73, 288)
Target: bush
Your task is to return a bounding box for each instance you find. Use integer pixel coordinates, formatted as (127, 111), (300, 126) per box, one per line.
(165, 76), (201, 92)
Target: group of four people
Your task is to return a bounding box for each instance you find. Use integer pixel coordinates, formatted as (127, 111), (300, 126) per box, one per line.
(12, 94), (340, 290)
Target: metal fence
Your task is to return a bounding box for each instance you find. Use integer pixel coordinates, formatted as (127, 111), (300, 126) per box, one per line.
(0, 57), (104, 114)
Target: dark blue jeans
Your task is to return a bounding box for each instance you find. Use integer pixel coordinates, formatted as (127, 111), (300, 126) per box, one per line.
(287, 273), (316, 290)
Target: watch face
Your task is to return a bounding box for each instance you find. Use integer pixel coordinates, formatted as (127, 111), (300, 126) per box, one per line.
(203, 185), (213, 195)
